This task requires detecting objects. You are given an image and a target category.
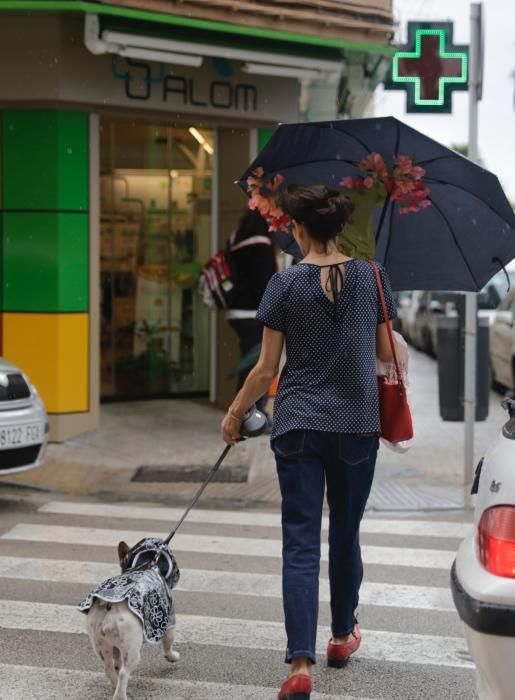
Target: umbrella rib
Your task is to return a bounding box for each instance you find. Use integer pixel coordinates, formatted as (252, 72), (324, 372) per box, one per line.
(417, 155), (458, 166)
(382, 199), (395, 266)
(394, 119), (401, 155)
(280, 157), (359, 171)
(429, 198), (479, 290)
(241, 157), (359, 183)
(316, 124), (371, 157)
(425, 178), (515, 230)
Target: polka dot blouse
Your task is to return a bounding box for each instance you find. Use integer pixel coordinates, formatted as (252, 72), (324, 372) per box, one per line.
(256, 260), (397, 440)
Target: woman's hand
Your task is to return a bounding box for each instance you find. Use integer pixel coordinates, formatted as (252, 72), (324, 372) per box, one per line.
(221, 411), (243, 446)
(221, 326), (283, 445)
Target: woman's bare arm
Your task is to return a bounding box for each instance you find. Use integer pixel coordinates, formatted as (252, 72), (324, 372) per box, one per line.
(221, 326), (284, 445)
(377, 321), (394, 363)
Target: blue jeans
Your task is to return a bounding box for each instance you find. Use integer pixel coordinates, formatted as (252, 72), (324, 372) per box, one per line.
(272, 430), (379, 664)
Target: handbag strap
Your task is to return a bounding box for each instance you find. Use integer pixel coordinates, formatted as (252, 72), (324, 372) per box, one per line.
(370, 261), (404, 388)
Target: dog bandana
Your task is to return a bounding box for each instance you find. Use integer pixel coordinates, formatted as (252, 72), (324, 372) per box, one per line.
(79, 538), (180, 644)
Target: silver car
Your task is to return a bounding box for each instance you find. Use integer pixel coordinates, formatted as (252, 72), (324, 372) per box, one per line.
(0, 358), (48, 476)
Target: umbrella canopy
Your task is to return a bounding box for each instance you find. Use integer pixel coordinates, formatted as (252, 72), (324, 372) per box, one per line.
(239, 117), (515, 292)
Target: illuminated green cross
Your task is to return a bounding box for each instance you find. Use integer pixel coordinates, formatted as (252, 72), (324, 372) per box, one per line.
(385, 22), (469, 114)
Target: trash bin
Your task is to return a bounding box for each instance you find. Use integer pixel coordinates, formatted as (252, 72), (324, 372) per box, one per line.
(437, 315), (490, 421)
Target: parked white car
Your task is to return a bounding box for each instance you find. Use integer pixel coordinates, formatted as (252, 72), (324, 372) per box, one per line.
(452, 398), (515, 699)
(0, 358), (48, 476)
(490, 288), (515, 391)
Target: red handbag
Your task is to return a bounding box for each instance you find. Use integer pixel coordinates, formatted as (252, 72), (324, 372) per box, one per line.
(370, 262), (414, 443)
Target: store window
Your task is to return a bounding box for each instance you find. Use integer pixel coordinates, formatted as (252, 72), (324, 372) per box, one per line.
(100, 118), (213, 398)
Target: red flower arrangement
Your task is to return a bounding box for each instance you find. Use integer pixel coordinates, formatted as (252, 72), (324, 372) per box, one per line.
(246, 152), (431, 233)
(247, 167), (292, 232)
(341, 153), (431, 215)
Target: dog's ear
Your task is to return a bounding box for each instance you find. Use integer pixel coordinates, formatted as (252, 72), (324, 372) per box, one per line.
(118, 541), (130, 565)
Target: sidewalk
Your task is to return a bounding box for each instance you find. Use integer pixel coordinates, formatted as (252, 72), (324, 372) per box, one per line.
(5, 348), (504, 510)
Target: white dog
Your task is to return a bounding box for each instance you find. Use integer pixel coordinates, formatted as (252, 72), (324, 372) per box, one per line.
(79, 537), (180, 700)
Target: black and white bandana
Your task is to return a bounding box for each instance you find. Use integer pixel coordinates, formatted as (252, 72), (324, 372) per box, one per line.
(79, 538), (180, 644)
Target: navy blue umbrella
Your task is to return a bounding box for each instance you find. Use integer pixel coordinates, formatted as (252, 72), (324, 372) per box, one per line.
(239, 117), (515, 292)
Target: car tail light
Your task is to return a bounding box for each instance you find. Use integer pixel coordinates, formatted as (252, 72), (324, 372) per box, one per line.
(478, 505), (515, 578)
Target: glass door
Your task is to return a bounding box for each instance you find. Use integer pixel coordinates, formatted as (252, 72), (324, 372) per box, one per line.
(100, 118), (213, 398)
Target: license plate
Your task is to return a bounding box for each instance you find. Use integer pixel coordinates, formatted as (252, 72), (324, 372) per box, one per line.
(0, 423), (43, 450)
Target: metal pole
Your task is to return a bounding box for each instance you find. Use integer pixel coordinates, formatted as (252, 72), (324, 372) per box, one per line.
(464, 2), (482, 499)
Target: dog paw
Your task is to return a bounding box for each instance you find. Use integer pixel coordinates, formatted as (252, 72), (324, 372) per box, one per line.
(164, 650), (180, 662)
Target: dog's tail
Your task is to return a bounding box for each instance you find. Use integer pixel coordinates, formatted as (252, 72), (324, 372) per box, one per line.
(98, 601), (117, 637)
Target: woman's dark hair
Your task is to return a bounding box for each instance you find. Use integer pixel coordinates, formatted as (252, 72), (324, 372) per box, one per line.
(235, 208), (270, 240)
(279, 185), (354, 247)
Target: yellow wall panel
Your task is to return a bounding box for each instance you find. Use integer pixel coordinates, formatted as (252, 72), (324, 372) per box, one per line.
(2, 313), (88, 413)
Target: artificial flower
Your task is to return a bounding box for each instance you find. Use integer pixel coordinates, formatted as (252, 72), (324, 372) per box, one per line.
(246, 169), (292, 232)
(340, 152), (431, 215)
(358, 153), (388, 178)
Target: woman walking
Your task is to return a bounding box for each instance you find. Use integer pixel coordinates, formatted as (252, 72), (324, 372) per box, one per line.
(221, 185), (396, 700)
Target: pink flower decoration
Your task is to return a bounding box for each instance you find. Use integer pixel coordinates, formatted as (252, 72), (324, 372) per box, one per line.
(358, 153), (388, 178)
(410, 166), (426, 180)
(247, 150), (431, 229)
(246, 169), (292, 232)
(393, 155), (413, 175)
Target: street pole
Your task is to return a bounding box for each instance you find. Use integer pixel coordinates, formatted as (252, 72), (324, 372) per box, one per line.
(464, 2), (482, 502)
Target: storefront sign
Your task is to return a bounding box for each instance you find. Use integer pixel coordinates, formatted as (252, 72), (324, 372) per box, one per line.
(115, 57), (258, 113)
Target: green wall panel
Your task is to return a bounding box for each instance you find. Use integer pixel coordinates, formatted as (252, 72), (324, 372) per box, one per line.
(258, 128), (275, 152)
(0, 215), (3, 311)
(2, 212), (88, 312)
(2, 111), (88, 211)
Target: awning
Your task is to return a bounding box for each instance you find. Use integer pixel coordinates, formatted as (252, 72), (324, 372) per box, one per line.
(0, 2), (395, 55)
(85, 14), (346, 82)
(98, 0), (395, 47)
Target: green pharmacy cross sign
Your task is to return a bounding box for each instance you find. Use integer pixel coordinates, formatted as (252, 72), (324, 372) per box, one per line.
(384, 22), (469, 113)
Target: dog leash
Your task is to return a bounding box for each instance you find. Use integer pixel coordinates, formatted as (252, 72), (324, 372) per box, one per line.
(147, 444), (233, 569)
(163, 444), (232, 545)
(147, 404), (266, 566)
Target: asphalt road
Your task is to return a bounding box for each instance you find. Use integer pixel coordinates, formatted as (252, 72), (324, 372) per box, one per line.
(0, 489), (478, 699)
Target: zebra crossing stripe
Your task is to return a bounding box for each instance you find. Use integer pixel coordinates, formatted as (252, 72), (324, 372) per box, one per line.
(0, 664), (357, 700)
(0, 555), (454, 611)
(1, 524), (456, 569)
(0, 600), (473, 669)
(38, 501), (472, 539)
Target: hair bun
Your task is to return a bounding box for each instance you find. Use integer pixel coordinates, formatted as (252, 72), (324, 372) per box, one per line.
(279, 185), (354, 245)
(326, 193), (354, 217)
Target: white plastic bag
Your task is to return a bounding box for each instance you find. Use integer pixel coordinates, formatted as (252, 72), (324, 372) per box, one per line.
(377, 331), (413, 453)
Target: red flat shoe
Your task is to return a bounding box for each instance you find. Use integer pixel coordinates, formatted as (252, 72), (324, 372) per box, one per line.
(327, 624), (362, 668)
(277, 673), (312, 700)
